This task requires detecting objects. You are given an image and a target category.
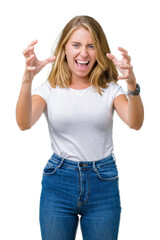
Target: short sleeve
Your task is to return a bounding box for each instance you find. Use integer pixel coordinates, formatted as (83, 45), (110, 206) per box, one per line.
(32, 82), (50, 103)
(114, 85), (126, 99)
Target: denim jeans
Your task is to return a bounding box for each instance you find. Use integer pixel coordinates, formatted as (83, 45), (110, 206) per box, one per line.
(39, 153), (121, 240)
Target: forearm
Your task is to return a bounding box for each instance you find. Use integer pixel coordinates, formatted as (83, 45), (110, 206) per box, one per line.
(16, 72), (33, 130)
(127, 92), (144, 130)
(107, 46), (144, 130)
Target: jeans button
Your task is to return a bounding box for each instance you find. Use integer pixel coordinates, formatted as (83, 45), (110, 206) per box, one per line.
(79, 162), (83, 167)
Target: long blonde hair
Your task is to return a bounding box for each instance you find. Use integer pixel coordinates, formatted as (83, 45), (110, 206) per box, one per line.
(48, 15), (118, 95)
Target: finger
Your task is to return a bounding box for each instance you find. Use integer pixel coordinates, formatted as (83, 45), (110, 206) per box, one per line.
(23, 46), (34, 57)
(41, 56), (56, 66)
(27, 39), (38, 48)
(117, 74), (130, 80)
(26, 66), (36, 71)
(118, 47), (128, 54)
(46, 55), (56, 63)
(120, 64), (133, 70)
(26, 54), (35, 64)
(23, 40), (38, 58)
(106, 53), (119, 65)
(121, 52), (131, 63)
(106, 53), (114, 60)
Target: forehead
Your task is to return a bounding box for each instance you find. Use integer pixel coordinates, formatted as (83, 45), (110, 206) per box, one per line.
(68, 26), (94, 43)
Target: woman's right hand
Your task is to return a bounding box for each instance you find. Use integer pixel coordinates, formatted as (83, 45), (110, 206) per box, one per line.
(22, 40), (56, 82)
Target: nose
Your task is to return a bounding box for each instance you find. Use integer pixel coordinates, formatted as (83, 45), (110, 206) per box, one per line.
(80, 47), (88, 58)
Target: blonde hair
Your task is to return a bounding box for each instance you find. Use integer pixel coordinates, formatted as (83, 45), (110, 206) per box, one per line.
(48, 15), (118, 95)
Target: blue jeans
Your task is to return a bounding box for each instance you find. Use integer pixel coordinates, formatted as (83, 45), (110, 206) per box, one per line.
(39, 153), (121, 240)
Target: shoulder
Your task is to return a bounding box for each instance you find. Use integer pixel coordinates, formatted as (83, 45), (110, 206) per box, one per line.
(107, 81), (122, 90)
(33, 81), (56, 94)
(103, 81), (126, 98)
(40, 81), (52, 90)
(33, 81), (50, 91)
(32, 81), (53, 103)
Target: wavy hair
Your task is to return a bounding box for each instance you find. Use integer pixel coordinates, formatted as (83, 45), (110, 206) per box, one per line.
(48, 15), (118, 95)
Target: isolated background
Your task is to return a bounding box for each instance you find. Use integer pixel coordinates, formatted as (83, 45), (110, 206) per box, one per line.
(0, 0), (159, 239)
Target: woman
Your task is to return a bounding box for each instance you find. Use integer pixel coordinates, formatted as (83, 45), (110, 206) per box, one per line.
(16, 15), (144, 240)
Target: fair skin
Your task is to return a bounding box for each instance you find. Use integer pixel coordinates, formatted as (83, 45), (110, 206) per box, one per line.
(16, 40), (56, 130)
(16, 27), (144, 131)
(106, 48), (144, 129)
(64, 27), (96, 89)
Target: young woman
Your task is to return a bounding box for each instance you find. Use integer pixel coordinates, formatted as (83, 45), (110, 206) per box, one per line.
(16, 15), (144, 240)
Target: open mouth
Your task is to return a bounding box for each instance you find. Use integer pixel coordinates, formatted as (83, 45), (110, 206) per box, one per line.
(75, 60), (90, 69)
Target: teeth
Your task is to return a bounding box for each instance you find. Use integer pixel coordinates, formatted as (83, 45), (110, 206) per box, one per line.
(76, 60), (89, 64)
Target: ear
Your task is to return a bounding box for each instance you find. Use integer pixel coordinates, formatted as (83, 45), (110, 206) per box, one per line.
(62, 49), (67, 61)
(63, 47), (66, 56)
(63, 48), (66, 57)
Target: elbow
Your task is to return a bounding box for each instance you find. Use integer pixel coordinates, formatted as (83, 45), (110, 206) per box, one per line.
(129, 125), (142, 131)
(129, 122), (143, 131)
(128, 114), (144, 131)
(16, 115), (32, 131)
(16, 120), (31, 131)
(19, 125), (31, 131)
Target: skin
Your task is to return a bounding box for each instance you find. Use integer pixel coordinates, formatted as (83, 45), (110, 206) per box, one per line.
(64, 27), (96, 88)
(16, 28), (144, 131)
(106, 48), (144, 129)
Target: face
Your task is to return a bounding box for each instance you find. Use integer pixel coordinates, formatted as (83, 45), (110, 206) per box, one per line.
(64, 26), (97, 82)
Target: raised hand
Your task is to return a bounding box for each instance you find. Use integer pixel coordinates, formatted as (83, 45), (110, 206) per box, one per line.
(106, 47), (136, 86)
(22, 40), (56, 82)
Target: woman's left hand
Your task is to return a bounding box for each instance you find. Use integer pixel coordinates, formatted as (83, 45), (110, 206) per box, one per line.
(106, 47), (136, 89)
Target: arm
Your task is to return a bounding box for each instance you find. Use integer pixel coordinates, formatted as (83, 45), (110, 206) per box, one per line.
(113, 94), (144, 130)
(16, 40), (56, 131)
(107, 47), (144, 130)
(16, 78), (46, 130)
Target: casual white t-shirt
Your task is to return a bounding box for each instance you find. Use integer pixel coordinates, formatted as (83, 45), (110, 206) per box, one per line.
(32, 81), (126, 162)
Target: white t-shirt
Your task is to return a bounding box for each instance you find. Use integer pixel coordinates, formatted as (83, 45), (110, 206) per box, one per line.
(32, 81), (126, 162)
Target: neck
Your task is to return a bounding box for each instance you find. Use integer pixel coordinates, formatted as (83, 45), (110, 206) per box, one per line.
(70, 75), (90, 88)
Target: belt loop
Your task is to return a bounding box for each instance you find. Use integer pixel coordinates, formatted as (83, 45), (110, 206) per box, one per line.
(78, 162), (81, 171)
(57, 158), (65, 168)
(112, 153), (116, 162)
(93, 161), (97, 171)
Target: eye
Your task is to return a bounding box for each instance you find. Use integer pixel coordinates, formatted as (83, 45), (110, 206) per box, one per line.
(88, 44), (94, 49)
(73, 44), (79, 48)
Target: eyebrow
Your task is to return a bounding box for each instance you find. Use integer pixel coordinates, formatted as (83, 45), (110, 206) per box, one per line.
(71, 41), (94, 45)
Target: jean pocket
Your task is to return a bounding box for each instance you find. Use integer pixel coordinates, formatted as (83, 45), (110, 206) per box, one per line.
(43, 159), (58, 176)
(95, 160), (119, 181)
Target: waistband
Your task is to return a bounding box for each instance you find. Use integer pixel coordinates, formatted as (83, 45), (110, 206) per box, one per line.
(50, 152), (116, 170)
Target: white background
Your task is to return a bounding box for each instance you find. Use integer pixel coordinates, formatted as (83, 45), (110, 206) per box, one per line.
(0, 0), (160, 239)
